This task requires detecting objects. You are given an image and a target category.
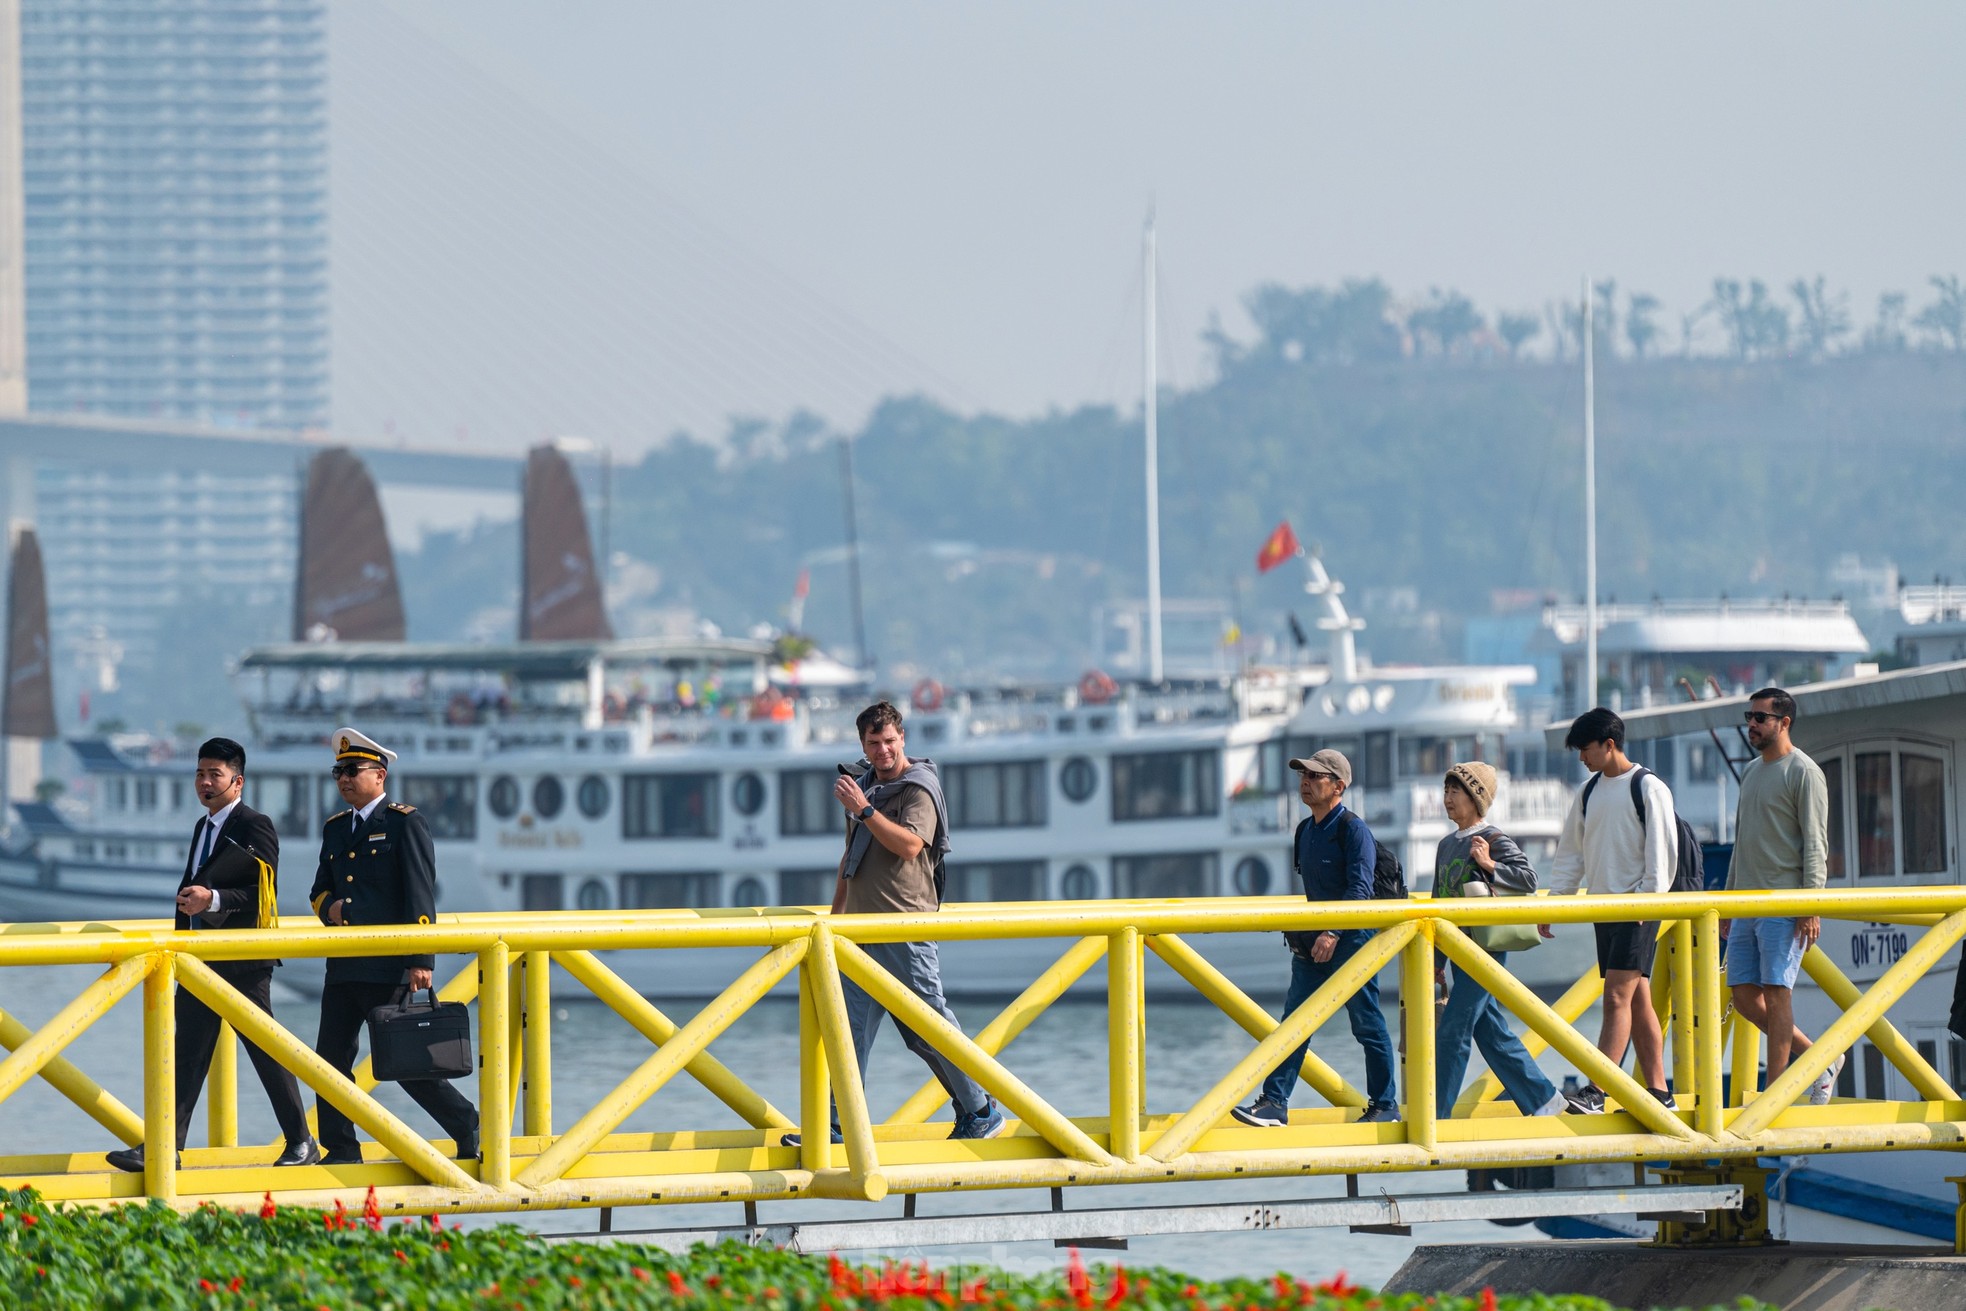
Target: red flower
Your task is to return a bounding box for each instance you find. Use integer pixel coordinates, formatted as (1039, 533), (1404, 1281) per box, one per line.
(200, 1279), (218, 1293)
(229, 1276), (244, 1293)
(568, 1275), (582, 1287)
(260, 1192), (277, 1221)
(961, 1279), (991, 1303)
(1318, 1271), (1356, 1297)
(1480, 1290), (1497, 1311)
(394, 1249), (408, 1262)
(363, 1185), (383, 1232)
(20, 1214), (36, 1227)
(1066, 1248), (1093, 1310)
(1105, 1266), (1130, 1307)
(631, 1267), (651, 1283)
(668, 1270), (688, 1296)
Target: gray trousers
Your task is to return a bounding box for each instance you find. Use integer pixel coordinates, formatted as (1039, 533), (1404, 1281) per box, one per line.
(834, 940), (989, 1129)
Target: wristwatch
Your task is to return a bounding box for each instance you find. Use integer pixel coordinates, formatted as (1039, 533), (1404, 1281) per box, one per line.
(858, 805), (875, 821)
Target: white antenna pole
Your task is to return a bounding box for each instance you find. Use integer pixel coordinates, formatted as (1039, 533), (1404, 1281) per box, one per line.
(1583, 275), (1598, 709)
(1143, 209), (1164, 684)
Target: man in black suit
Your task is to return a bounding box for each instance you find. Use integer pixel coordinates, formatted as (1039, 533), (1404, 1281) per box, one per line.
(309, 727), (479, 1164)
(107, 738), (318, 1171)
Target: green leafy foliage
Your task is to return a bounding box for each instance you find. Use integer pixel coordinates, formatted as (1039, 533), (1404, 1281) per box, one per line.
(0, 1188), (1774, 1311)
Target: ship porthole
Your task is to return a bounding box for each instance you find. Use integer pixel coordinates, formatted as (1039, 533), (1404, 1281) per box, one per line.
(1233, 855), (1272, 896)
(1060, 756), (1098, 803)
(1060, 863), (1099, 900)
(533, 775), (565, 820)
(488, 776), (520, 819)
(732, 771), (766, 818)
(732, 876), (767, 908)
(577, 774), (609, 819)
(576, 878), (610, 911)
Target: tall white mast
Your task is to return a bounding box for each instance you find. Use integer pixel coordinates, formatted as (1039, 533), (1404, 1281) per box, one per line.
(1583, 276), (1598, 709)
(1143, 210), (1164, 683)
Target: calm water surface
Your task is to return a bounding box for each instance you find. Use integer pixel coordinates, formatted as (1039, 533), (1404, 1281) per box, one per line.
(0, 960), (1580, 1287)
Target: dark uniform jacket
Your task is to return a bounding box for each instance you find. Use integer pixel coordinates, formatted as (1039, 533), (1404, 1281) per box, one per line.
(309, 796), (437, 985)
(179, 801), (281, 980)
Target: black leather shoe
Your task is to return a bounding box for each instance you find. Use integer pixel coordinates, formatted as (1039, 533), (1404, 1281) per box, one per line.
(105, 1146), (181, 1173)
(320, 1148), (364, 1166)
(454, 1135), (481, 1162)
(274, 1139), (322, 1167)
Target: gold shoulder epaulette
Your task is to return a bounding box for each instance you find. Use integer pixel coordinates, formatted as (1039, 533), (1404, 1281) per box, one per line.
(387, 801), (416, 813)
(326, 808), (351, 824)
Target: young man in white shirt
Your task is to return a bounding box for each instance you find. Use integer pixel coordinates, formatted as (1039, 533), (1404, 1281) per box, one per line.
(1539, 707), (1677, 1113)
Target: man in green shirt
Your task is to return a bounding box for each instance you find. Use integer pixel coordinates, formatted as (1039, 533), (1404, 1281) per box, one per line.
(1723, 686), (1841, 1103)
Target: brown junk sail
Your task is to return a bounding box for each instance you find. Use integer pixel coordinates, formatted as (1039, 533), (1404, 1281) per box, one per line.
(292, 447), (406, 642)
(520, 445), (611, 641)
(3, 528), (58, 739)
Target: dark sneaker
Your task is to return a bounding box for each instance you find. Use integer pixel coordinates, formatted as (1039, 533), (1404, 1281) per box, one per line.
(1644, 1087), (1678, 1111)
(1231, 1097), (1288, 1128)
(1563, 1084), (1606, 1114)
(779, 1128), (843, 1148)
(1358, 1104), (1401, 1124)
(950, 1098), (1008, 1140)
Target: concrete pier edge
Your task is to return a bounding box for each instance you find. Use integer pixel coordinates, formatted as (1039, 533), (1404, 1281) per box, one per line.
(1383, 1240), (1966, 1311)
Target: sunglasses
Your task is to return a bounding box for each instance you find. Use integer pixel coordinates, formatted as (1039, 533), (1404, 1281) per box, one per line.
(1743, 711), (1785, 725)
(330, 763), (377, 779)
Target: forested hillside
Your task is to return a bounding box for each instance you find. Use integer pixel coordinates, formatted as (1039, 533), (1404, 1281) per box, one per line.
(399, 345), (1966, 681)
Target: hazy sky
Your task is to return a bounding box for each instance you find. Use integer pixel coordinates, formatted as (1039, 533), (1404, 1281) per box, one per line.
(332, 3), (1966, 453)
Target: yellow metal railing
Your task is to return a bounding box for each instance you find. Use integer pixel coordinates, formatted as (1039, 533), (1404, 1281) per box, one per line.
(0, 888), (1962, 1215)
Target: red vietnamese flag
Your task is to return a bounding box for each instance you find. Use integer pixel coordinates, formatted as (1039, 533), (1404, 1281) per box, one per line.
(1255, 521), (1301, 573)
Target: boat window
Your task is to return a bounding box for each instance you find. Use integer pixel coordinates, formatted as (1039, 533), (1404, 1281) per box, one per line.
(779, 868), (837, 905)
(619, 871), (719, 908)
(1822, 756), (1845, 880)
(944, 860), (1044, 903)
(1232, 855), (1272, 896)
(1060, 863), (1100, 900)
(250, 773), (311, 837)
(1398, 736), (1475, 780)
(1111, 750), (1220, 822)
(398, 775), (477, 841)
(945, 760), (1048, 830)
(488, 775), (520, 820)
(1253, 740), (1287, 794)
(575, 878), (610, 911)
(622, 773), (720, 839)
(780, 769), (845, 837)
(1362, 733), (1393, 790)
(533, 775), (565, 821)
(171, 780), (186, 810)
(520, 874), (563, 912)
(577, 774), (609, 819)
(1113, 852), (1219, 898)
(732, 772), (766, 818)
(1901, 753), (1947, 874)
(136, 779), (157, 810)
(1854, 751), (1896, 879)
(105, 778), (127, 810)
(731, 876), (768, 908)
(1060, 756), (1099, 803)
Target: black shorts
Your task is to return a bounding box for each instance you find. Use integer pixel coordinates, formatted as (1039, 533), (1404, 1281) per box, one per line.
(1594, 920), (1659, 976)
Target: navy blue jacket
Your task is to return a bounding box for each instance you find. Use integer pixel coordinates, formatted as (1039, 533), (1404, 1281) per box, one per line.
(1293, 803), (1377, 903)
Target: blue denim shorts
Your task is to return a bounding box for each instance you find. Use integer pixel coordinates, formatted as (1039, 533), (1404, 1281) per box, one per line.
(1725, 916), (1806, 988)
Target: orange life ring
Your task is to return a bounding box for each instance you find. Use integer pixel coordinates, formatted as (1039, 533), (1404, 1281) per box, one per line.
(1078, 669), (1118, 704)
(911, 679), (945, 712)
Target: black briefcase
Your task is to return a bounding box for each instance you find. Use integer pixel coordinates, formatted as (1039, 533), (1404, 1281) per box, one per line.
(366, 989), (474, 1082)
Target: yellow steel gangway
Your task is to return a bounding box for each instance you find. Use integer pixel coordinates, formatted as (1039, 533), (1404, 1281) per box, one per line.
(0, 888), (1962, 1250)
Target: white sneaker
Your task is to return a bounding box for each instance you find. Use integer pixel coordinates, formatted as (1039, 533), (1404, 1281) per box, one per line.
(1809, 1053), (1845, 1106)
(1533, 1092), (1568, 1117)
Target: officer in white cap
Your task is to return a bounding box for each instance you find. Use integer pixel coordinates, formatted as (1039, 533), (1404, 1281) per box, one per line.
(308, 727), (479, 1164)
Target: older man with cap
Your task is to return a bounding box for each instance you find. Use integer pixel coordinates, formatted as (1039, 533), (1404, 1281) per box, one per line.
(309, 728), (479, 1165)
(1232, 748), (1399, 1127)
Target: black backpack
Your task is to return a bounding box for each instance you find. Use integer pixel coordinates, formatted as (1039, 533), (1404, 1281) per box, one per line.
(1580, 764), (1704, 894)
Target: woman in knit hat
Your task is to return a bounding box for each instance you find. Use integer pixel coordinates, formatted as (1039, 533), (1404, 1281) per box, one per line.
(1433, 762), (1568, 1120)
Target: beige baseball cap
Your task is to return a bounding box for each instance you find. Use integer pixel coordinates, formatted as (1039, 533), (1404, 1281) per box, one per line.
(1288, 748), (1352, 787)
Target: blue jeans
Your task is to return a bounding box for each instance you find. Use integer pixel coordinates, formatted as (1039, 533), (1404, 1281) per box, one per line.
(1259, 931), (1397, 1111)
(1435, 953), (1558, 1119)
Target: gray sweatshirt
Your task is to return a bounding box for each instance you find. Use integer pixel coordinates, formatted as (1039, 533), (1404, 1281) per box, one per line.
(1434, 822), (1538, 899)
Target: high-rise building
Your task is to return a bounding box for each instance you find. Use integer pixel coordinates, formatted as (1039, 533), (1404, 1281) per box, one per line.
(15, 0), (327, 428)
